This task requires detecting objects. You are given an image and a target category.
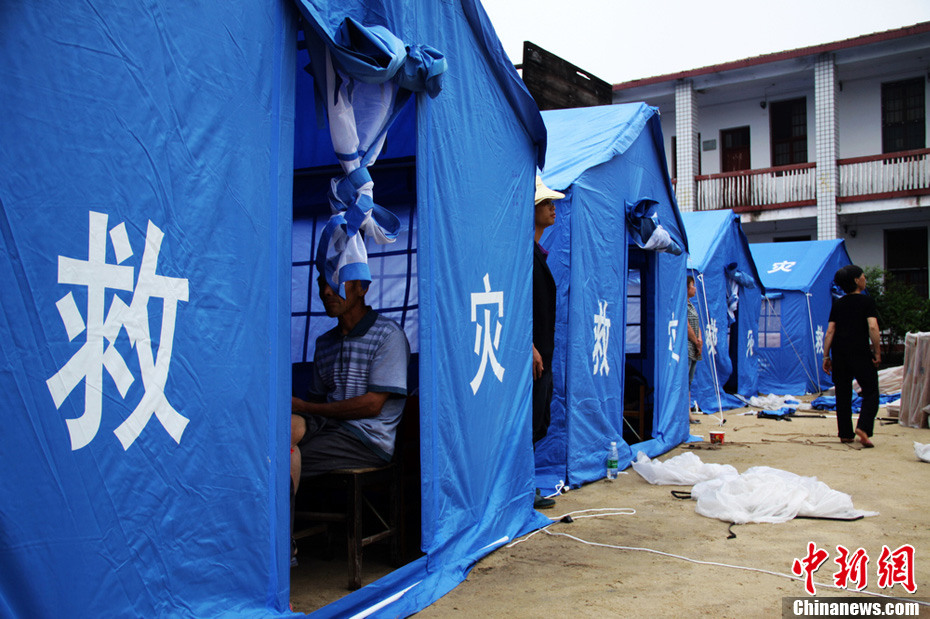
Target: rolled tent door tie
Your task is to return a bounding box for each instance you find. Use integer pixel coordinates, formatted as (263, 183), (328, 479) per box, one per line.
(625, 197), (682, 255)
(297, 12), (448, 294)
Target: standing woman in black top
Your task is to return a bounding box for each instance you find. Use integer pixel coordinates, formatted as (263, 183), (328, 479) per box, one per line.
(531, 176), (563, 509)
(822, 265), (881, 447)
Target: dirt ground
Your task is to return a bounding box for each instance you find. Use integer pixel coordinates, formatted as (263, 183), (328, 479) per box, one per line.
(293, 407), (930, 617)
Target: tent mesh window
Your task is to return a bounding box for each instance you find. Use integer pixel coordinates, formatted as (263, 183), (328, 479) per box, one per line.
(626, 268), (643, 355)
(291, 205), (418, 363)
(759, 298), (782, 348)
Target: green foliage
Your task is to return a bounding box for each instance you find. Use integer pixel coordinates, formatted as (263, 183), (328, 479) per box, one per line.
(862, 266), (930, 349)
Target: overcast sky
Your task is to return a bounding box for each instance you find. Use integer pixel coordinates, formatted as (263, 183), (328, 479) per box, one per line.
(479, 0), (930, 84)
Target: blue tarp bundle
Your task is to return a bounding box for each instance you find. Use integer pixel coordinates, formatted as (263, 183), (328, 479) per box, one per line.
(749, 240), (852, 395)
(810, 394), (899, 414)
(1, 0), (553, 617)
(681, 210), (764, 412)
(533, 104), (691, 491)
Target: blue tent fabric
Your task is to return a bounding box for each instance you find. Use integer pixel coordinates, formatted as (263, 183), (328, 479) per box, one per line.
(681, 210), (764, 412)
(1, 1), (297, 616)
(534, 104), (690, 491)
(810, 394), (899, 413)
(294, 0), (552, 616)
(749, 240), (853, 395)
(3, 0), (550, 617)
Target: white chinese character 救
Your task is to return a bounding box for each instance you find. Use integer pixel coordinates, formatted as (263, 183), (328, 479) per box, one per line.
(46, 211), (189, 450)
(704, 317), (718, 352)
(592, 300), (611, 376)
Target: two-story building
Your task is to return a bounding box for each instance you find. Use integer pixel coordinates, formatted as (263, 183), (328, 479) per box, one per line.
(613, 22), (930, 297)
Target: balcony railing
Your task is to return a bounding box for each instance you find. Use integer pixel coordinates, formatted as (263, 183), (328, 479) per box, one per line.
(695, 163), (816, 212)
(690, 148), (930, 211)
(838, 148), (930, 203)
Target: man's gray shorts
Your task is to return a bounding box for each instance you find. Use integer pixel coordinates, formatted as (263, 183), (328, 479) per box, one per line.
(295, 414), (385, 478)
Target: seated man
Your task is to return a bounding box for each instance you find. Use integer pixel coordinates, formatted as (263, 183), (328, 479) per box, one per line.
(291, 275), (410, 498)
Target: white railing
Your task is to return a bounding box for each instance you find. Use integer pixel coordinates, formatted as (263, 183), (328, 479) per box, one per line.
(838, 148), (930, 202)
(695, 163), (816, 211)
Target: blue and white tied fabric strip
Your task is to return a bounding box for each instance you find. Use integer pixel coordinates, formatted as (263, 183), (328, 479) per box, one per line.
(308, 18), (446, 295)
(724, 263), (755, 323)
(625, 198), (683, 256)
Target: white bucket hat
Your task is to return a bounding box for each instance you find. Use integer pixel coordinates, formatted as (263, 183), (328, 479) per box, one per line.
(534, 175), (565, 205)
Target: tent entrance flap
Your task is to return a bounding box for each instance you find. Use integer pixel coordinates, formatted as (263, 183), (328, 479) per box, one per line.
(624, 249), (654, 446)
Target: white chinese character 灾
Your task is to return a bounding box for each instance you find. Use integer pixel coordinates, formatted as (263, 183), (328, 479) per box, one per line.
(768, 260), (796, 274)
(668, 312), (680, 363)
(470, 273), (505, 394)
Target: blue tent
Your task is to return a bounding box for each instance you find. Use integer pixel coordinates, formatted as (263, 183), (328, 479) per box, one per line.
(1, 0), (550, 617)
(533, 104), (691, 491)
(749, 240), (852, 396)
(293, 1), (555, 616)
(681, 210), (764, 412)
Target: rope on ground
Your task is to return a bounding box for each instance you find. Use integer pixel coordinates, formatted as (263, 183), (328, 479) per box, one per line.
(527, 526), (930, 606)
(506, 508), (636, 548)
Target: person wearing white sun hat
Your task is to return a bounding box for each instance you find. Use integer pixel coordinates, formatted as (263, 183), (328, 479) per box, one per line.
(531, 175), (564, 509)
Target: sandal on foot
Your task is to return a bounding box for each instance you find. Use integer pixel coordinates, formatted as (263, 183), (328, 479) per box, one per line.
(855, 429), (874, 448)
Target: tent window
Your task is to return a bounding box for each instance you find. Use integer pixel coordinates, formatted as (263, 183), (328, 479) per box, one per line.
(291, 203), (419, 363)
(626, 268), (643, 355)
(758, 298), (782, 348)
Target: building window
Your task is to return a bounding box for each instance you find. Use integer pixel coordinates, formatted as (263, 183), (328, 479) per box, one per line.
(885, 227), (929, 298)
(882, 77), (926, 154)
(626, 268), (643, 355)
(758, 298), (782, 348)
(770, 97), (808, 166)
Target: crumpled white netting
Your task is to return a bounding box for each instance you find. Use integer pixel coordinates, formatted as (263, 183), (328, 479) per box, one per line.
(632, 451), (738, 486)
(915, 442), (930, 463)
(634, 452), (878, 524)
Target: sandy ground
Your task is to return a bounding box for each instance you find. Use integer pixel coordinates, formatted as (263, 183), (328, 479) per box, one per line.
(293, 408), (930, 617)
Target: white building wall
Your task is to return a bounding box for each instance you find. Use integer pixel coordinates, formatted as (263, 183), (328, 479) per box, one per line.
(836, 76), (883, 158)
(842, 227), (884, 269)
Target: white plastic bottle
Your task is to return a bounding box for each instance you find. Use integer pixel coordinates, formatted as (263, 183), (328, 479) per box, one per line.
(606, 441), (619, 480)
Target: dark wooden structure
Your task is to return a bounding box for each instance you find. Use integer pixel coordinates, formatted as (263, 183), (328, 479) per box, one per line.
(521, 41), (612, 111)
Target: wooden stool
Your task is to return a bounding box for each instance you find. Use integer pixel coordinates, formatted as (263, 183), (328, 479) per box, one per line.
(623, 384), (647, 442)
(294, 462), (402, 590)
